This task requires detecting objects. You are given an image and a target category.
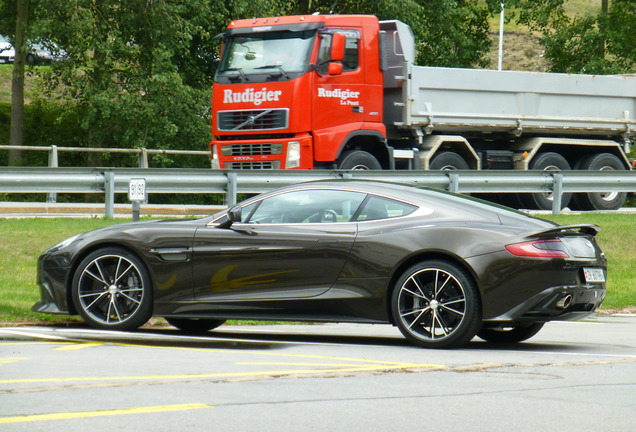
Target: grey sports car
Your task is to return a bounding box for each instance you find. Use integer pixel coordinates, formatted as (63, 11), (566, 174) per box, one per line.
(33, 181), (607, 348)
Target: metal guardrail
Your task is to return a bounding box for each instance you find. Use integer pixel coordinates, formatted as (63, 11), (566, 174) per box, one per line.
(1, 167), (636, 217)
(0, 145), (211, 169)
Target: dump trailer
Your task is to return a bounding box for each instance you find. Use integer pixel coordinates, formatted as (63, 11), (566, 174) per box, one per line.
(211, 14), (635, 210)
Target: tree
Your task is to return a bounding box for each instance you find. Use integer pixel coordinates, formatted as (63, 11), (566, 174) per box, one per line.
(300, 0), (492, 68)
(486, 0), (636, 74)
(0, 0), (30, 165)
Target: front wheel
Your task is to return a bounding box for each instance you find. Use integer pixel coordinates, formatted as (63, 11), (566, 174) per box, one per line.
(477, 323), (544, 344)
(391, 260), (481, 349)
(337, 150), (381, 170)
(72, 247), (153, 331)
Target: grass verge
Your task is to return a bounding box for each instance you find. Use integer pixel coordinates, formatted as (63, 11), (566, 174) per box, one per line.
(0, 213), (634, 326)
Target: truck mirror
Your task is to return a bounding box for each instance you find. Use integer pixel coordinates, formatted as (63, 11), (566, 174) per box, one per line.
(331, 32), (345, 62)
(328, 62), (343, 75)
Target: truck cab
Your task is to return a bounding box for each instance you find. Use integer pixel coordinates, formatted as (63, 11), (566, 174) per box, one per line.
(211, 14), (388, 170)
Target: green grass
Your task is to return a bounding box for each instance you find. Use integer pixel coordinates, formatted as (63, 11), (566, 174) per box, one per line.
(0, 214), (634, 326)
(542, 213), (636, 311)
(0, 218), (122, 324)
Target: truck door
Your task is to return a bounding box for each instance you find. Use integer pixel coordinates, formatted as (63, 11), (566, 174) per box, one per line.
(312, 28), (366, 161)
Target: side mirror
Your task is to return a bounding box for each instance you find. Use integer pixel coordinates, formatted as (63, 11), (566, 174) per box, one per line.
(217, 205), (242, 229)
(328, 62), (343, 75)
(331, 33), (345, 62)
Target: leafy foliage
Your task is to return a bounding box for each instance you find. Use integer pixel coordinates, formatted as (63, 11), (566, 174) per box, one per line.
(486, 0), (635, 74)
(1, 0), (634, 168)
(294, 0), (492, 67)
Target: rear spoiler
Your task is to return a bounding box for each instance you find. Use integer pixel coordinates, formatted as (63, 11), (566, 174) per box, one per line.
(526, 224), (601, 238)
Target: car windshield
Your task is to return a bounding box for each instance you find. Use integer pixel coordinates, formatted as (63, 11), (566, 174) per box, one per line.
(217, 30), (315, 76)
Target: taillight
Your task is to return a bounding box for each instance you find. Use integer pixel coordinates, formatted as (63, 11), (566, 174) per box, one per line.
(505, 239), (569, 258)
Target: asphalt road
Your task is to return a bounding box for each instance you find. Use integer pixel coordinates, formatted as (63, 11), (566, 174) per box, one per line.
(1, 316), (636, 431)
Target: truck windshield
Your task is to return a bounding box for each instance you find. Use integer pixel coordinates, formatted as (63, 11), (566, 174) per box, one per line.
(218, 30), (315, 78)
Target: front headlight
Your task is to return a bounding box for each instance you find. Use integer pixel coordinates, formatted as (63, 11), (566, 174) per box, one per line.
(46, 234), (80, 253)
(286, 141), (301, 168)
(210, 144), (220, 169)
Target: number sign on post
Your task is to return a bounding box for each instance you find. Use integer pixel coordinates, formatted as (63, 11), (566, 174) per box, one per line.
(128, 178), (146, 221)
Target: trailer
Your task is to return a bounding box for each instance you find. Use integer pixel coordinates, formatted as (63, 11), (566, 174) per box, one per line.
(211, 14), (635, 210)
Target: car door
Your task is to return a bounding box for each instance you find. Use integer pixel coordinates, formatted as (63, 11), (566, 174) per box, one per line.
(192, 189), (365, 301)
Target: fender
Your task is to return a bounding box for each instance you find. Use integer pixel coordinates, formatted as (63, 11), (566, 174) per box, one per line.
(313, 122), (389, 165)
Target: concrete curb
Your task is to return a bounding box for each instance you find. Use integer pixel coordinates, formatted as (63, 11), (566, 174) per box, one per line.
(0, 202), (225, 218)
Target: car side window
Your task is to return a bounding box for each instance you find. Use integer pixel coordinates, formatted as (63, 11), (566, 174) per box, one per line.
(246, 189), (366, 224)
(240, 202), (258, 222)
(355, 196), (417, 221)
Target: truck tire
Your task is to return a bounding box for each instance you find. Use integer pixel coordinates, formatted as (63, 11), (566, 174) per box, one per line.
(337, 150), (382, 170)
(521, 152), (572, 210)
(429, 151), (469, 170)
(571, 153), (627, 211)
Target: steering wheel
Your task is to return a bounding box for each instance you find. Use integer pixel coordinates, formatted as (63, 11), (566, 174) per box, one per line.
(321, 209), (338, 222)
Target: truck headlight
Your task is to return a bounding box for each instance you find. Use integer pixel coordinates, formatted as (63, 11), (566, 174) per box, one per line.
(210, 144), (220, 169)
(286, 141), (301, 168)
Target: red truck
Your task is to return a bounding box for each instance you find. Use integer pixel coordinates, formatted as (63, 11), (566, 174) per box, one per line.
(211, 14), (635, 210)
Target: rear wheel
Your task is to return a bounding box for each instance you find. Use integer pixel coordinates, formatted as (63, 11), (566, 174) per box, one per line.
(391, 260), (481, 349)
(477, 323), (544, 344)
(521, 152), (572, 210)
(72, 247), (153, 331)
(429, 151), (469, 170)
(337, 150), (381, 170)
(571, 153), (627, 210)
(164, 317), (226, 333)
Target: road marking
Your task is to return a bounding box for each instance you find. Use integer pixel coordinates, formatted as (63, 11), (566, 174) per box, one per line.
(0, 403), (211, 424)
(0, 361), (443, 385)
(0, 357), (29, 366)
(54, 342), (104, 351)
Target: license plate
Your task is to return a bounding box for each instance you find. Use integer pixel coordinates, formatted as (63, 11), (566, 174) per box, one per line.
(583, 268), (605, 283)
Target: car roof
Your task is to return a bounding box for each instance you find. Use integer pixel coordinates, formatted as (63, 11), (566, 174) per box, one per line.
(273, 179), (551, 225)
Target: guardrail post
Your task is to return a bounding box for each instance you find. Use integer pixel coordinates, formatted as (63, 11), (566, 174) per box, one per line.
(224, 172), (238, 206)
(138, 148), (149, 168)
(47, 146), (58, 203)
(552, 173), (563, 215)
(448, 172), (460, 194)
(104, 171), (115, 219)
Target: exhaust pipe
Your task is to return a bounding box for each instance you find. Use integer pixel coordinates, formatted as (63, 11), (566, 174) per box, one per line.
(556, 295), (573, 309)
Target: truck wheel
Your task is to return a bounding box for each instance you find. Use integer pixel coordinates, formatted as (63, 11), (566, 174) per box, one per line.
(429, 151), (469, 170)
(337, 150), (381, 170)
(571, 153), (627, 211)
(521, 152), (572, 210)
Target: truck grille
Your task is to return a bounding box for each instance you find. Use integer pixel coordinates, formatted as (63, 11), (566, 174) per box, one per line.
(226, 161), (280, 169)
(221, 143), (283, 156)
(217, 109), (289, 131)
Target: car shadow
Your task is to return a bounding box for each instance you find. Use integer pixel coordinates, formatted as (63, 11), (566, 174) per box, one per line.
(5, 323), (585, 352)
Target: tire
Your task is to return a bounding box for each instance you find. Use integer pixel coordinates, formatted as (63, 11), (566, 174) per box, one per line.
(521, 152), (572, 210)
(72, 247), (153, 331)
(570, 153), (627, 211)
(391, 260), (481, 349)
(337, 150), (381, 170)
(429, 151), (469, 170)
(165, 317), (225, 333)
(477, 323), (544, 344)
